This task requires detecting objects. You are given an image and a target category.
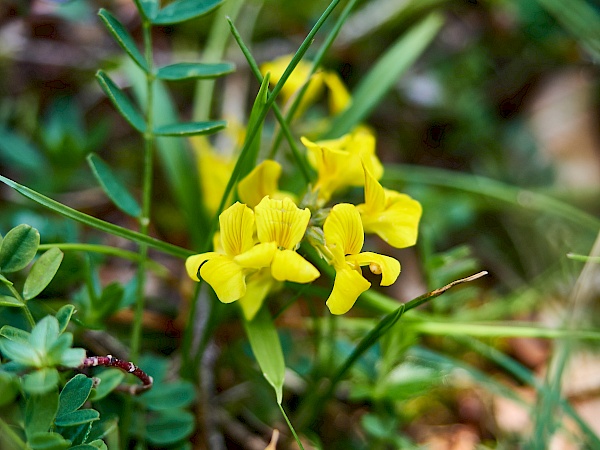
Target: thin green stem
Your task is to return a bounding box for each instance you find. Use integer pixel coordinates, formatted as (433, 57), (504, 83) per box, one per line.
(278, 403), (305, 450)
(38, 243), (168, 275)
(5, 282), (35, 329)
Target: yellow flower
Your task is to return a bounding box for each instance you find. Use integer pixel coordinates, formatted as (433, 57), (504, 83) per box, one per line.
(301, 126), (383, 203)
(323, 203), (400, 314)
(323, 72), (351, 115)
(254, 196), (320, 283)
(261, 54), (325, 113)
(237, 160), (296, 208)
(357, 165), (422, 248)
(186, 202), (276, 304)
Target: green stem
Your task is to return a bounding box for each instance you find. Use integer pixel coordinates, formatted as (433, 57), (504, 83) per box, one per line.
(0, 416), (26, 450)
(37, 243), (168, 275)
(278, 403), (305, 450)
(5, 282), (35, 329)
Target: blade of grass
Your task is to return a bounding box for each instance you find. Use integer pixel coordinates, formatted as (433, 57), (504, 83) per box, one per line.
(384, 164), (600, 231)
(0, 175), (193, 259)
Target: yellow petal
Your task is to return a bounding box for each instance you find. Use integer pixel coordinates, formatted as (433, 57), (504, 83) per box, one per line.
(361, 190), (422, 248)
(349, 252), (401, 286)
(271, 249), (320, 283)
(238, 160), (282, 208)
(238, 269), (276, 320)
(358, 163), (386, 215)
(219, 202), (256, 256)
(301, 137), (349, 202)
(193, 139), (236, 215)
(326, 268), (371, 315)
(199, 256), (246, 303)
(234, 242), (277, 269)
(185, 252), (219, 281)
(323, 72), (351, 115)
(255, 196), (311, 249)
(323, 204), (364, 261)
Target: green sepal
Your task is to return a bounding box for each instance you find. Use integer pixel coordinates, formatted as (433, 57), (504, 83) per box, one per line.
(0, 224), (40, 273)
(96, 71), (146, 132)
(87, 153), (142, 218)
(156, 62), (235, 81)
(98, 9), (148, 72)
(23, 247), (64, 300)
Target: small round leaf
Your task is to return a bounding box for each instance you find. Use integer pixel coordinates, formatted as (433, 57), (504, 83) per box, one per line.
(0, 224), (40, 273)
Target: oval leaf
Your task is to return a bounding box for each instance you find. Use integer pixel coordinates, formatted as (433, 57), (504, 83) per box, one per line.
(23, 247), (64, 301)
(96, 71), (146, 132)
(133, 0), (158, 20)
(58, 374), (93, 416)
(87, 153), (141, 217)
(153, 120), (226, 137)
(153, 0), (223, 25)
(98, 9), (148, 72)
(23, 368), (60, 395)
(144, 380), (196, 411)
(25, 391), (59, 439)
(0, 325), (30, 343)
(145, 411), (194, 445)
(30, 316), (60, 352)
(0, 224), (40, 273)
(0, 295), (24, 307)
(156, 62), (235, 81)
(27, 432), (71, 450)
(89, 368), (125, 401)
(54, 409), (100, 427)
(56, 305), (75, 333)
(243, 307), (285, 404)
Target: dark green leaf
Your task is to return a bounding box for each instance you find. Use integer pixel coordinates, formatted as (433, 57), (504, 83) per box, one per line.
(95, 71), (146, 132)
(144, 380), (196, 411)
(156, 62), (235, 80)
(0, 371), (19, 407)
(89, 368), (125, 401)
(54, 409), (100, 427)
(23, 247), (64, 300)
(0, 127), (47, 173)
(326, 13), (444, 137)
(0, 224), (40, 273)
(27, 432), (71, 450)
(23, 368), (60, 395)
(153, 120), (226, 137)
(25, 391), (59, 439)
(0, 295), (23, 307)
(0, 175), (194, 259)
(145, 411), (195, 445)
(87, 153), (141, 217)
(56, 305), (75, 333)
(98, 9), (148, 72)
(133, 0), (158, 20)
(0, 324), (30, 343)
(153, 0), (223, 25)
(243, 306), (285, 404)
(57, 374), (93, 417)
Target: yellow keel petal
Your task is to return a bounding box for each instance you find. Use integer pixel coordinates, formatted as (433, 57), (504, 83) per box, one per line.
(271, 249), (320, 283)
(326, 268), (371, 315)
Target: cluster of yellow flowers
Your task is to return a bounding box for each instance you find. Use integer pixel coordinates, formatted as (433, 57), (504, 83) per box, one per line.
(186, 56), (422, 320)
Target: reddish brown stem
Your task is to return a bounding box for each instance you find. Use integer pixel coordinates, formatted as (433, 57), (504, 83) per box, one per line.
(81, 354), (153, 395)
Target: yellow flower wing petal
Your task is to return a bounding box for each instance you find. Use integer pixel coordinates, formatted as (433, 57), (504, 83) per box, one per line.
(237, 160), (282, 208)
(323, 203), (364, 259)
(234, 242), (277, 269)
(185, 252), (219, 282)
(271, 249), (320, 283)
(326, 268), (371, 315)
(238, 269), (276, 320)
(350, 252), (400, 286)
(199, 256), (246, 303)
(363, 191), (422, 248)
(358, 163), (386, 216)
(255, 196), (311, 249)
(323, 72), (351, 115)
(219, 202), (256, 256)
